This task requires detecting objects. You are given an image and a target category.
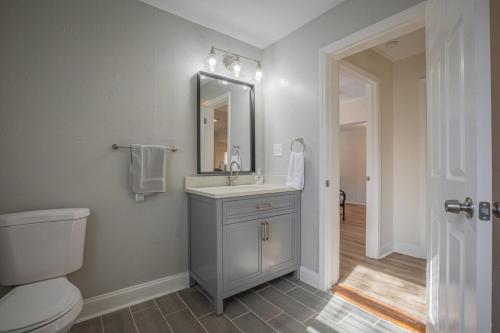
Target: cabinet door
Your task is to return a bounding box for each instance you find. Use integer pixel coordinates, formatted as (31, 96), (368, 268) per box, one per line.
(223, 219), (263, 288)
(263, 214), (298, 274)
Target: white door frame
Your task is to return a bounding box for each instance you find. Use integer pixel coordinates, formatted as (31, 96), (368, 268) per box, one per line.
(339, 61), (381, 260)
(317, 2), (426, 290)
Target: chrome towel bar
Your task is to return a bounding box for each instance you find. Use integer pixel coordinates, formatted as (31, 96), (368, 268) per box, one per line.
(112, 144), (178, 152)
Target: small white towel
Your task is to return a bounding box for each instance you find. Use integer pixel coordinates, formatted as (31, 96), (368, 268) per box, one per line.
(131, 144), (166, 201)
(286, 152), (304, 190)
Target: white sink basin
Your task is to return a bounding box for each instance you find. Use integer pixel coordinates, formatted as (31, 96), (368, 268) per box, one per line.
(185, 183), (298, 198)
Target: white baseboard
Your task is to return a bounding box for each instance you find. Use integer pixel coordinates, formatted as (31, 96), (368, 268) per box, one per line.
(393, 241), (426, 259)
(379, 242), (394, 258)
(344, 201), (366, 206)
(76, 272), (189, 323)
(299, 266), (319, 289)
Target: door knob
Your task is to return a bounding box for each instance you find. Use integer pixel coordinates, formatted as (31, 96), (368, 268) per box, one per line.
(493, 202), (500, 218)
(445, 197), (474, 219)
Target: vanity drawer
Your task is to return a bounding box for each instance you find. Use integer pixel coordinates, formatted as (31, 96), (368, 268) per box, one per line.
(223, 194), (297, 220)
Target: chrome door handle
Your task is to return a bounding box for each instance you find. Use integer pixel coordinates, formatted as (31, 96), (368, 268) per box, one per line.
(493, 202), (500, 218)
(445, 197), (474, 219)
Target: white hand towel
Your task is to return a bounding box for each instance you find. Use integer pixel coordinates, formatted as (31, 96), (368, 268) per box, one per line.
(131, 144), (166, 201)
(286, 152), (304, 190)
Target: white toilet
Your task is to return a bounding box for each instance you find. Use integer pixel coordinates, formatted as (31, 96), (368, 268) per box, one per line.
(0, 208), (89, 333)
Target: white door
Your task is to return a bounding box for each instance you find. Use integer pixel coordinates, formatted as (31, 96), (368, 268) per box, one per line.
(426, 0), (492, 332)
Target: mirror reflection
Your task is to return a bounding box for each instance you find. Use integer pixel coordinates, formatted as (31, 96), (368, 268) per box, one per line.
(198, 72), (254, 173)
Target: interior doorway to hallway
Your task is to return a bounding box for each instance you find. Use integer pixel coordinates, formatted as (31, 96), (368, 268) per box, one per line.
(333, 27), (428, 332)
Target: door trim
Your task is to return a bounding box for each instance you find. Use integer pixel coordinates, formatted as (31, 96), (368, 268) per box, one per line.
(317, 1), (426, 290)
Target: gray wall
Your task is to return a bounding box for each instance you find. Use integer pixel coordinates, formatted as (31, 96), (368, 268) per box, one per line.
(0, 0), (262, 298)
(262, 0), (424, 273)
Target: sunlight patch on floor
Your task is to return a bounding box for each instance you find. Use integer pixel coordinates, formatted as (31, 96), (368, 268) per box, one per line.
(343, 264), (424, 290)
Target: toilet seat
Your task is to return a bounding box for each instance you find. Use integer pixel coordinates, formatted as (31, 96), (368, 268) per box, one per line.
(0, 278), (82, 333)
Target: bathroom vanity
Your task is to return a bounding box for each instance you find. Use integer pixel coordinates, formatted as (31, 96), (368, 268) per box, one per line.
(191, 72), (301, 314)
(186, 184), (301, 314)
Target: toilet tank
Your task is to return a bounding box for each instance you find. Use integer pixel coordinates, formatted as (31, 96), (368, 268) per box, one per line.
(0, 208), (89, 286)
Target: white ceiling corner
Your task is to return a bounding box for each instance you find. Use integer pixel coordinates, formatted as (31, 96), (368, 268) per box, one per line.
(138, 0), (345, 48)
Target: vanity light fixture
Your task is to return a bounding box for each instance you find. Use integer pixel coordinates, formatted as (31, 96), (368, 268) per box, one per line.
(206, 47), (217, 72)
(231, 56), (241, 78)
(255, 62), (263, 81)
(207, 46), (263, 81)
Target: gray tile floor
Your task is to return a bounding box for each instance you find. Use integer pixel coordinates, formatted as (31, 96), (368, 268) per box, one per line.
(72, 275), (408, 333)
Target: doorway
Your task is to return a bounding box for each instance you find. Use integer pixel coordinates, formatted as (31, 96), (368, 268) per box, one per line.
(317, 1), (493, 332)
(319, 4), (429, 331)
(337, 30), (427, 329)
(338, 62), (381, 260)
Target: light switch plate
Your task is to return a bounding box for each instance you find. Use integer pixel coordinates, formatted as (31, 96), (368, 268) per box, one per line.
(273, 143), (283, 157)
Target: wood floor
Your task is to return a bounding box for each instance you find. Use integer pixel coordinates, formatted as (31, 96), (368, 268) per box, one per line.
(336, 204), (427, 328)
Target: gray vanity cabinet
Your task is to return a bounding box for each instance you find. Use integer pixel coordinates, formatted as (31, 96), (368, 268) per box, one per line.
(262, 213), (297, 274)
(187, 191), (301, 314)
(223, 218), (263, 289)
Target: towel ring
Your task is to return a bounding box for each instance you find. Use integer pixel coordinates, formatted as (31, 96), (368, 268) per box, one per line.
(290, 138), (305, 152)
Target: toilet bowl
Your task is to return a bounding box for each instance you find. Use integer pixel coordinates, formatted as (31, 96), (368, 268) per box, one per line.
(0, 209), (89, 333)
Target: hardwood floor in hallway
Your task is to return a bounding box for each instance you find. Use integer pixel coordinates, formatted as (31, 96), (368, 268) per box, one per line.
(336, 203), (427, 328)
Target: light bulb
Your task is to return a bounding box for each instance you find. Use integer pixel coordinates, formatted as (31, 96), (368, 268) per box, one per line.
(255, 62), (263, 81)
(206, 47), (217, 72)
(232, 57), (241, 78)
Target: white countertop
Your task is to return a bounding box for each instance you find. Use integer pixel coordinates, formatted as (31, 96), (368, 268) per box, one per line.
(185, 183), (298, 198)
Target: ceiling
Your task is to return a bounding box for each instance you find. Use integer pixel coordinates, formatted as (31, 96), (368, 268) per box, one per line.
(138, 0), (345, 48)
(373, 28), (425, 62)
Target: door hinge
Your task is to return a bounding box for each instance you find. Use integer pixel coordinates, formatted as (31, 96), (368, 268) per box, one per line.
(325, 180), (330, 187)
(204, 118), (207, 124)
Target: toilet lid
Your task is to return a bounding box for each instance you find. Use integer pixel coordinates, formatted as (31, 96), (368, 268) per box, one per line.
(0, 278), (81, 332)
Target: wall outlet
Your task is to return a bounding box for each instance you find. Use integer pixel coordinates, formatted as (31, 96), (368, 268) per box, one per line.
(273, 143), (283, 157)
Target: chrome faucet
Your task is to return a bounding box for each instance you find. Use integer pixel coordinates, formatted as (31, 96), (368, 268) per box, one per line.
(228, 161), (240, 186)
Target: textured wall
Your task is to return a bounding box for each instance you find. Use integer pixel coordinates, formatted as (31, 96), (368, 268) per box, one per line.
(0, 0), (262, 298)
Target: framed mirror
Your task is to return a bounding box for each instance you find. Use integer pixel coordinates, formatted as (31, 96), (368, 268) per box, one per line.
(197, 71), (255, 174)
